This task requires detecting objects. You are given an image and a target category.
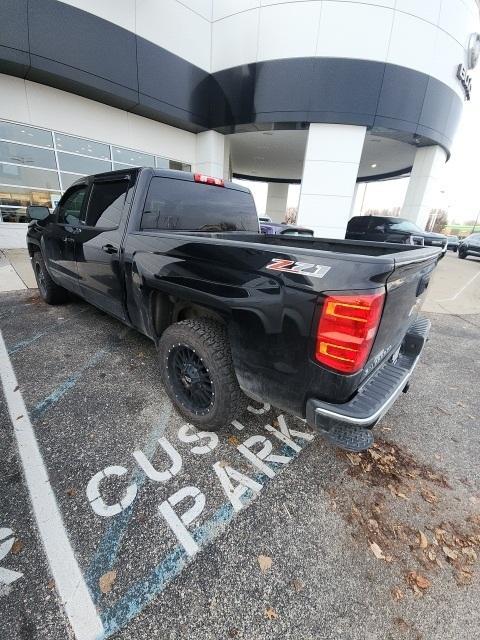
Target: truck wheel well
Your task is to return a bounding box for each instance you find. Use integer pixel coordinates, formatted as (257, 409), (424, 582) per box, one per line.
(150, 293), (225, 339)
(28, 243), (39, 258)
(174, 303), (225, 326)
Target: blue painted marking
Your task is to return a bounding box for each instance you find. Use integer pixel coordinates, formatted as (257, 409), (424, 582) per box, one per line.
(97, 440), (310, 638)
(8, 308), (89, 355)
(85, 410), (172, 601)
(30, 349), (108, 422)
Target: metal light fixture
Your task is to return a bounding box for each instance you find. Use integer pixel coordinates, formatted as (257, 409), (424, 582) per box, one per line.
(467, 33), (480, 70)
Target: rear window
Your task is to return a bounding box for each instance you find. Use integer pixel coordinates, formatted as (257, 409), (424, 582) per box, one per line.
(347, 217), (369, 232)
(141, 177), (258, 232)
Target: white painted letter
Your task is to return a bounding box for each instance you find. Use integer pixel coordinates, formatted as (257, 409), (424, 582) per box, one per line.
(133, 437), (182, 482)
(0, 528), (23, 585)
(266, 415), (314, 453)
(86, 465), (138, 517)
(247, 403), (271, 415)
(237, 435), (292, 478)
(177, 424), (219, 454)
(158, 486), (205, 557)
(213, 462), (263, 512)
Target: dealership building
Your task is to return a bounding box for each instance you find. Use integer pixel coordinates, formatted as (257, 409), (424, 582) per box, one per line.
(1, 0), (479, 246)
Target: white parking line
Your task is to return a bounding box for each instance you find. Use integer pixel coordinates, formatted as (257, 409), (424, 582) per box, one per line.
(436, 270), (480, 302)
(0, 331), (104, 640)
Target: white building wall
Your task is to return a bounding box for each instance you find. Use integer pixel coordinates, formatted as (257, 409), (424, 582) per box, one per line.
(265, 183), (289, 222)
(56, 0), (478, 97)
(297, 124), (366, 238)
(0, 73), (197, 164)
(401, 145), (448, 229)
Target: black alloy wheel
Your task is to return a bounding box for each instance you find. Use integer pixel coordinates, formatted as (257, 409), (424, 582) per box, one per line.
(167, 344), (214, 415)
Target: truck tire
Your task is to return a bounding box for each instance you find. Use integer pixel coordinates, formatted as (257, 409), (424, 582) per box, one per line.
(158, 318), (246, 431)
(458, 247), (467, 259)
(32, 252), (69, 304)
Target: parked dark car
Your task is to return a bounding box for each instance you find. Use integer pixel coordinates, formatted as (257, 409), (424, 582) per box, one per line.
(458, 233), (480, 259)
(261, 222), (314, 236)
(346, 215), (447, 254)
(446, 235), (460, 252)
(27, 168), (442, 452)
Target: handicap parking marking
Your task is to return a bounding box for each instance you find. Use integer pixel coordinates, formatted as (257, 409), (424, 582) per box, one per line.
(1, 309), (318, 640)
(0, 330), (104, 640)
(83, 412), (315, 638)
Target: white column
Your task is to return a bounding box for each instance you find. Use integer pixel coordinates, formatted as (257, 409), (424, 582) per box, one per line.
(400, 145), (447, 230)
(297, 124), (366, 238)
(265, 183), (289, 222)
(195, 131), (229, 180)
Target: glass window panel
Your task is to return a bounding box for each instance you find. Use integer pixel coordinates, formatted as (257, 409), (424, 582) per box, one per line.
(140, 177), (258, 232)
(0, 163), (60, 190)
(86, 180), (130, 228)
(113, 162), (134, 171)
(112, 147), (154, 167)
(169, 160), (191, 172)
(54, 133), (110, 160)
(0, 121), (53, 148)
(60, 172), (84, 190)
(0, 141), (57, 169)
(0, 186), (61, 222)
(57, 186), (88, 225)
(57, 152), (111, 175)
(155, 156), (169, 169)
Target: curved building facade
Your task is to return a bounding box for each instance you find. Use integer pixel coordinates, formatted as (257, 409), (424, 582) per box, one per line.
(1, 0), (479, 242)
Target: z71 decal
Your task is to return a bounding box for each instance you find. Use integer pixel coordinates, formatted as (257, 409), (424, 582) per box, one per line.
(265, 258), (331, 279)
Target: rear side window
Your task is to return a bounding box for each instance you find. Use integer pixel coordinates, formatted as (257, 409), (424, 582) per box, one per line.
(140, 177), (258, 232)
(85, 179), (129, 228)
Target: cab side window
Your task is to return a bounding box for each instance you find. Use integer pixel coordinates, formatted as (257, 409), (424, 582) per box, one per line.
(85, 179), (130, 228)
(57, 186), (88, 225)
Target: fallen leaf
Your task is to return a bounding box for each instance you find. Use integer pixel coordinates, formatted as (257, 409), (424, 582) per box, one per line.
(291, 578), (304, 592)
(13, 385), (19, 392)
(421, 489), (438, 504)
(264, 607), (278, 620)
(442, 546), (458, 561)
(228, 628), (239, 638)
(66, 487), (77, 498)
(419, 531), (428, 549)
(407, 571), (431, 590)
(462, 547), (477, 562)
(47, 579), (55, 590)
(346, 453), (361, 466)
(228, 435), (240, 446)
(455, 569), (473, 585)
(426, 549), (437, 562)
(99, 570), (117, 594)
(370, 542), (386, 560)
(258, 555), (272, 573)
(391, 587), (404, 601)
(11, 540), (23, 555)
(16, 415), (24, 420)
(394, 617), (410, 632)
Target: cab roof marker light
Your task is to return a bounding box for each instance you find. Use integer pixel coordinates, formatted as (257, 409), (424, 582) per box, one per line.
(194, 173), (225, 187)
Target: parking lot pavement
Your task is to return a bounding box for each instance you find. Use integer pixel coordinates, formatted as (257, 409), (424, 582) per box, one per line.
(423, 252), (480, 315)
(1, 287), (480, 640)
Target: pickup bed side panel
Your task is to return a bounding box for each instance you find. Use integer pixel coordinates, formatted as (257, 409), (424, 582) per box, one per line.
(122, 233), (396, 416)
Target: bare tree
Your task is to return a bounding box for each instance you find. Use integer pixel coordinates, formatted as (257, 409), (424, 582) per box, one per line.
(285, 207), (298, 224)
(428, 209), (448, 233)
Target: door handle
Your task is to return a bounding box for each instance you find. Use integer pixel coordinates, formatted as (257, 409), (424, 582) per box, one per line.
(102, 244), (118, 254)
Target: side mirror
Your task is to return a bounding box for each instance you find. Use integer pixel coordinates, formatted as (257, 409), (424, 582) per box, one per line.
(26, 205), (50, 221)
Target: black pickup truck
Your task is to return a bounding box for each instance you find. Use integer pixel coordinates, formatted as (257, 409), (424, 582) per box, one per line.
(26, 168), (440, 452)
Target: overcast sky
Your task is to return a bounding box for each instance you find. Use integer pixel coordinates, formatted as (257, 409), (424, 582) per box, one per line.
(241, 67), (480, 224)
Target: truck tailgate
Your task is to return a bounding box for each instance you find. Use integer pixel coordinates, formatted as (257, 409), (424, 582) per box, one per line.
(362, 249), (439, 379)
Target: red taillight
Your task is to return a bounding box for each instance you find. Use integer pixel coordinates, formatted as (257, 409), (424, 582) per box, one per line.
(194, 173), (224, 187)
(315, 291), (385, 374)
